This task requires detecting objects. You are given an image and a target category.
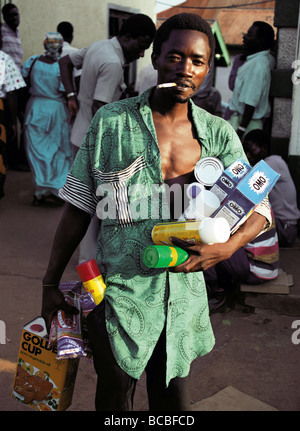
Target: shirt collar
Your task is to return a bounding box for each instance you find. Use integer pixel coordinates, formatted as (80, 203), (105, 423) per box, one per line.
(246, 49), (270, 61)
(137, 87), (211, 151)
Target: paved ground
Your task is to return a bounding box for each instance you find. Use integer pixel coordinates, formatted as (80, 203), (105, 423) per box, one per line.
(0, 170), (299, 412)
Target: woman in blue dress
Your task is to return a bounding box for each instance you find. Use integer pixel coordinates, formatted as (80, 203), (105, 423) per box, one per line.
(22, 32), (72, 205)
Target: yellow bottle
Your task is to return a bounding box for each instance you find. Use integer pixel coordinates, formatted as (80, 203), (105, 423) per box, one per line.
(151, 217), (230, 245)
(76, 259), (106, 305)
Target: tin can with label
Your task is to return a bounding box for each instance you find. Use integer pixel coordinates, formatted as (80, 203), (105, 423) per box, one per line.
(151, 218), (230, 245)
(194, 157), (224, 187)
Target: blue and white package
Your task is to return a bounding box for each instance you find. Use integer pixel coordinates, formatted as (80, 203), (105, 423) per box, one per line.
(212, 159), (280, 232)
(210, 158), (251, 204)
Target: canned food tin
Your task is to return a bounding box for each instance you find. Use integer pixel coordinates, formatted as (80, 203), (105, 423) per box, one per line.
(152, 220), (203, 245)
(194, 157), (224, 187)
(151, 218), (230, 245)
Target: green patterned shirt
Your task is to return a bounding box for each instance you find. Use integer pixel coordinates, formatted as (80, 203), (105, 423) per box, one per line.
(60, 88), (246, 385)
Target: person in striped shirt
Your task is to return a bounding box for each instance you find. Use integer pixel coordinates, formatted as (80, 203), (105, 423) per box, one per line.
(204, 208), (279, 309)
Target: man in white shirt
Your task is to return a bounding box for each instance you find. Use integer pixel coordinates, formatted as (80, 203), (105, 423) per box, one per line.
(59, 13), (156, 153)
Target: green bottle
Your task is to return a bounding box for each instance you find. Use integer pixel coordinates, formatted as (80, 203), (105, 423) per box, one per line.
(143, 245), (189, 268)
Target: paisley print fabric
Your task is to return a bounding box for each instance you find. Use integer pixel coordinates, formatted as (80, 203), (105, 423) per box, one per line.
(60, 88), (247, 385)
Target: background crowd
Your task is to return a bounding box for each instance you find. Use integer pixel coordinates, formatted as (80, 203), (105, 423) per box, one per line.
(1, 3), (299, 301)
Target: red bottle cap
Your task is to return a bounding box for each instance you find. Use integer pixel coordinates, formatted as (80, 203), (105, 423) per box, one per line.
(76, 259), (101, 282)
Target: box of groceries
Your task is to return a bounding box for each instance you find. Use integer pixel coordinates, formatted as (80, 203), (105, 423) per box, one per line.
(212, 159), (280, 232)
(11, 282), (84, 411)
(210, 158), (252, 205)
(11, 316), (79, 411)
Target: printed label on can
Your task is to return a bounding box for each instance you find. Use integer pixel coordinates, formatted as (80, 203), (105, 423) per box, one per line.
(83, 275), (106, 305)
(152, 220), (203, 245)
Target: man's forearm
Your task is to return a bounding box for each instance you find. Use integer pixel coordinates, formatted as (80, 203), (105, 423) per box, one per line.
(59, 54), (76, 95)
(240, 104), (255, 128)
(43, 203), (91, 285)
(226, 211), (267, 256)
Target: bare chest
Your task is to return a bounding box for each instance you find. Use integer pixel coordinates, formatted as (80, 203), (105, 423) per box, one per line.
(154, 121), (201, 181)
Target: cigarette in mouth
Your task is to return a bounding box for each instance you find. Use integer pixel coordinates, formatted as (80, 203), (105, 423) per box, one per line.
(156, 82), (177, 89)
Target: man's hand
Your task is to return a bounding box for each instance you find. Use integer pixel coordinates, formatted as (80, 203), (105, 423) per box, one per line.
(67, 97), (78, 125)
(169, 238), (233, 273)
(41, 285), (79, 334)
(169, 211), (268, 273)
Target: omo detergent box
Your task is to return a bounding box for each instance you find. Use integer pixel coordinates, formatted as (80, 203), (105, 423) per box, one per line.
(11, 316), (79, 411)
(212, 159), (280, 232)
(210, 158), (252, 204)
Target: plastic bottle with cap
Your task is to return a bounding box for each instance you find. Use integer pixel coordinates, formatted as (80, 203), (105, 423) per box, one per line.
(143, 245), (189, 268)
(76, 259), (106, 305)
(179, 187), (220, 221)
(198, 217), (230, 244)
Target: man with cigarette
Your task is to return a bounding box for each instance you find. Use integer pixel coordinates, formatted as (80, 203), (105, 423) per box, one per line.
(42, 13), (271, 411)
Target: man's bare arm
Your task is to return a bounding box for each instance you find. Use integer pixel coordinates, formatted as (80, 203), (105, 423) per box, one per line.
(59, 55), (75, 95)
(42, 203), (91, 331)
(237, 104), (255, 139)
(59, 55), (78, 123)
(170, 211), (267, 273)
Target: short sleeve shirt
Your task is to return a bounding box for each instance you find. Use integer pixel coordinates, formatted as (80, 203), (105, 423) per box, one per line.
(60, 89), (247, 385)
(69, 37), (126, 148)
(0, 50), (25, 98)
(70, 37), (125, 105)
(229, 50), (275, 119)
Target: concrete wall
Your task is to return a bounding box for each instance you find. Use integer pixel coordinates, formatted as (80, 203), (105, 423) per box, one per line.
(271, 27), (296, 143)
(11, 0), (156, 72)
(271, 0), (299, 159)
(272, 0), (300, 210)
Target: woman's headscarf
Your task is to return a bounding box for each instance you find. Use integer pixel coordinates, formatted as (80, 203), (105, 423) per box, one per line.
(43, 32), (63, 60)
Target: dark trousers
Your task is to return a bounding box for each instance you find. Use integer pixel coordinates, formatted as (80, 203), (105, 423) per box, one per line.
(86, 301), (190, 411)
(204, 247), (264, 295)
(275, 217), (298, 247)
